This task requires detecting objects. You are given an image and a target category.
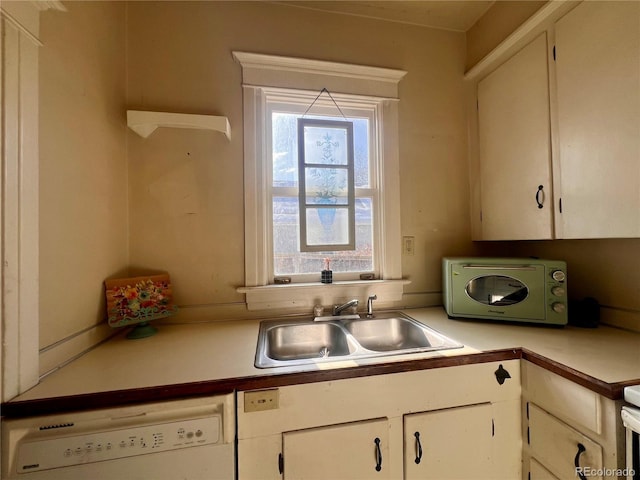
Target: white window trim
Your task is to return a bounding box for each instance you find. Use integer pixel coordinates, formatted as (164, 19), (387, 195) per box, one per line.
(234, 52), (408, 311)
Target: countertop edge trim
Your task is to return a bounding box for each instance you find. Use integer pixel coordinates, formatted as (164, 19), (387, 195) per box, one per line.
(521, 348), (640, 400)
(4, 348), (637, 418)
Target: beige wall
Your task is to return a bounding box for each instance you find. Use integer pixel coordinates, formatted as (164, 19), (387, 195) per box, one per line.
(126, 1), (475, 317)
(39, 2), (129, 348)
(478, 239), (640, 329)
(36, 0), (638, 343)
(465, 1), (547, 71)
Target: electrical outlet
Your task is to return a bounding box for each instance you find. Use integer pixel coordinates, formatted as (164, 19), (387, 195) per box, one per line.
(403, 236), (415, 256)
(244, 389), (279, 412)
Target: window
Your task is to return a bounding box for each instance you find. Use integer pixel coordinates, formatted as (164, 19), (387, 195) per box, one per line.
(269, 95), (379, 282)
(234, 52), (408, 310)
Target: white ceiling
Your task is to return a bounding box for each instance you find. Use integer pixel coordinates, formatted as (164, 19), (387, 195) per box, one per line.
(275, 1), (495, 32)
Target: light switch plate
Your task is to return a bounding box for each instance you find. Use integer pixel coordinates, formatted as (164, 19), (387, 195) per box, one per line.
(403, 236), (415, 256)
(244, 389), (279, 412)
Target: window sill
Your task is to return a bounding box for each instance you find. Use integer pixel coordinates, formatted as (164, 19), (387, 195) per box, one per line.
(237, 279), (410, 311)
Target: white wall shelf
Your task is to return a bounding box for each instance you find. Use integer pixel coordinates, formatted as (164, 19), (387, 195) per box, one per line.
(126, 110), (231, 140)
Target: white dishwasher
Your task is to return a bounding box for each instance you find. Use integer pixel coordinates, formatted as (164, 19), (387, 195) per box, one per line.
(1, 394), (235, 480)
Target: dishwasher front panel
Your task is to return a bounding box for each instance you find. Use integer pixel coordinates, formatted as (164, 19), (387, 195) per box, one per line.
(1, 394), (235, 480)
(3, 443), (234, 480)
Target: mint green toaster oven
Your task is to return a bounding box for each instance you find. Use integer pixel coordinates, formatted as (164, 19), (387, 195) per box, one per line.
(442, 257), (567, 326)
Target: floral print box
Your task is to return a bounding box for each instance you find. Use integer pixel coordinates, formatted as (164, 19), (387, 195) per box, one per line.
(105, 274), (177, 333)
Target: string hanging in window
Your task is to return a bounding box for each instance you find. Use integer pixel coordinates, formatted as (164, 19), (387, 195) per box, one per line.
(302, 88), (348, 120)
(297, 88), (355, 253)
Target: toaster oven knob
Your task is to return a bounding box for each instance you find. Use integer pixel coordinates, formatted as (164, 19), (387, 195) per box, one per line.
(551, 286), (566, 297)
(552, 302), (566, 313)
(551, 270), (566, 282)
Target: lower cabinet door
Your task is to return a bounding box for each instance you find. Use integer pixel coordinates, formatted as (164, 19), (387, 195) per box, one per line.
(530, 457), (561, 480)
(282, 418), (390, 479)
(404, 403), (494, 479)
(528, 404), (603, 480)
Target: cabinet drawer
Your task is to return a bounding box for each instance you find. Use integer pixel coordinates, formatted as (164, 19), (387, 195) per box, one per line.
(523, 362), (601, 434)
(529, 404), (603, 480)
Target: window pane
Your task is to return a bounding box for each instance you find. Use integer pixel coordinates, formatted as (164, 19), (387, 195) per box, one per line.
(273, 196), (373, 275)
(273, 113), (369, 189)
(305, 167), (348, 205)
(303, 126), (348, 165)
(352, 198), (374, 271)
(273, 196), (300, 276)
(353, 119), (370, 188)
(272, 109), (373, 278)
(272, 113), (299, 188)
(305, 207), (350, 246)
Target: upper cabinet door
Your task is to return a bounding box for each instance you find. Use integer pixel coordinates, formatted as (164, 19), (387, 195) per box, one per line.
(477, 33), (553, 240)
(555, 1), (640, 238)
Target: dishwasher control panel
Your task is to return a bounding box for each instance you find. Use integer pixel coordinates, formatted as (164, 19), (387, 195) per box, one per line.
(16, 416), (220, 473)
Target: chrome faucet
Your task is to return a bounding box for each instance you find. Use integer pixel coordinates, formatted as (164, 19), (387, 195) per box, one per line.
(366, 294), (377, 318)
(333, 299), (358, 316)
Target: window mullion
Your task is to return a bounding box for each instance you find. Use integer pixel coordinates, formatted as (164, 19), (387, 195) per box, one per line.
(272, 186), (297, 196)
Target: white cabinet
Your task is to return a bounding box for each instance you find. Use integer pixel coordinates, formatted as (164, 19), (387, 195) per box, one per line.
(521, 361), (624, 480)
(554, 0), (640, 238)
(468, 1), (640, 240)
(476, 33), (553, 240)
(237, 361), (522, 480)
(281, 401), (511, 480)
(404, 403), (494, 479)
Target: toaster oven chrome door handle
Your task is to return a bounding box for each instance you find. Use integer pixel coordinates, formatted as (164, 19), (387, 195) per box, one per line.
(462, 265), (536, 270)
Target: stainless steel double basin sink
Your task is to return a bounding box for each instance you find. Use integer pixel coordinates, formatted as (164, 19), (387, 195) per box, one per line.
(255, 312), (463, 368)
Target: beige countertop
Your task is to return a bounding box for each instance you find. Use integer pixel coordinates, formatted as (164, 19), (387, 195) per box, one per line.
(420, 309), (640, 384)
(5, 307), (640, 415)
